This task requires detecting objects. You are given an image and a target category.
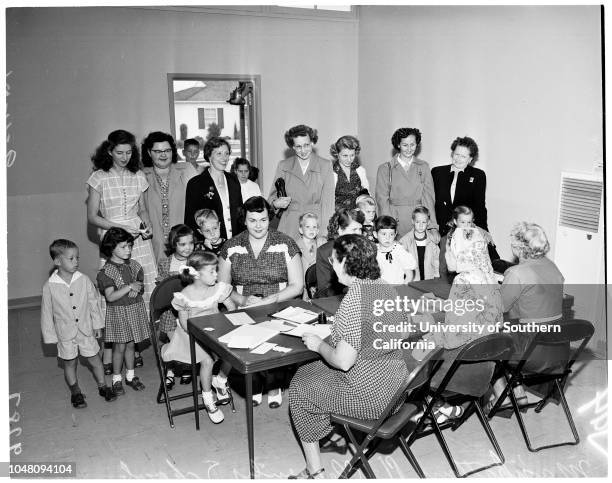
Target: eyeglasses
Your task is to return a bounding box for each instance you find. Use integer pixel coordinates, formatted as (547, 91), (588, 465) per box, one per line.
(151, 149), (173, 155)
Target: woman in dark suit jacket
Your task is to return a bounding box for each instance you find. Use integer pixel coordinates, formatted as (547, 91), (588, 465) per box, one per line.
(184, 137), (243, 241)
(431, 136), (488, 237)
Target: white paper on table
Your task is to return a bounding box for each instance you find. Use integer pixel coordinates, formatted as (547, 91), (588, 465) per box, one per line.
(225, 312), (257, 326)
(218, 325), (279, 349)
(250, 342), (277, 354)
(257, 320), (296, 332)
(285, 324), (331, 339)
(271, 306), (318, 324)
(272, 346), (292, 353)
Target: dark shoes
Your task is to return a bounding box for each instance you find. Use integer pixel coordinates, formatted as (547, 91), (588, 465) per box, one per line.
(126, 376), (145, 391)
(112, 381), (125, 396)
(180, 374), (192, 385)
(165, 375), (175, 390)
(98, 386), (117, 402)
(288, 467), (325, 479)
(134, 355), (144, 368)
(320, 435), (347, 455)
(71, 393), (87, 409)
(103, 363), (112, 375)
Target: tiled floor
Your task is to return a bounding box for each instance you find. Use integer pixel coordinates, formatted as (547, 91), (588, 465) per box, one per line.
(9, 305), (608, 479)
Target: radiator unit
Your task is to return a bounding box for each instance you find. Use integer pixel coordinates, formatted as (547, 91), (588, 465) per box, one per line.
(554, 171), (604, 285)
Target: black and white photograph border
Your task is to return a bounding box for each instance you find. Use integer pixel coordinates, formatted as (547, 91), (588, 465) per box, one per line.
(2, 0), (610, 480)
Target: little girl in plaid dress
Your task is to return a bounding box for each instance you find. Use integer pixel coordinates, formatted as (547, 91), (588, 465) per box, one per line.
(97, 227), (151, 396)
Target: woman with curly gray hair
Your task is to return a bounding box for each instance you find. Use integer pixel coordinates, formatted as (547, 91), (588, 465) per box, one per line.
(487, 222), (566, 410)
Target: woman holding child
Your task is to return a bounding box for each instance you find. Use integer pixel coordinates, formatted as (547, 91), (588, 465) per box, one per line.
(141, 131), (197, 262)
(218, 196), (303, 408)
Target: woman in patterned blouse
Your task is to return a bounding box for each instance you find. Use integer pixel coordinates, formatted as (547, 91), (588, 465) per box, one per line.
(218, 196), (304, 408)
(141, 131), (197, 262)
(330, 135), (369, 211)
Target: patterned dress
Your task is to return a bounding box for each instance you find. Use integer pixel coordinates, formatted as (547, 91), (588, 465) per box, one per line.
(87, 168), (158, 309)
(161, 283), (233, 364)
(219, 229), (301, 298)
(334, 162), (366, 211)
(289, 279), (409, 443)
(97, 259), (151, 344)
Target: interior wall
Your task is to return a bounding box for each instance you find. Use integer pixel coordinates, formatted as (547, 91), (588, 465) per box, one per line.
(6, 7), (359, 299)
(357, 5), (602, 261)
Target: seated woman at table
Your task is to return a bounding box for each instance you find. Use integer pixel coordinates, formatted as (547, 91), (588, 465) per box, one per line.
(288, 234), (410, 479)
(488, 222), (565, 408)
(316, 208), (364, 298)
(162, 251), (236, 424)
(423, 226), (503, 422)
(218, 196), (303, 408)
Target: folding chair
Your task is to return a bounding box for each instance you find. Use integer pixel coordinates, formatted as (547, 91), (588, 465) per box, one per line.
(305, 264), (318, 299)
(150, 275), (235, 428)
(487, 319), (594, 452)
(416, 333), (515, 478)
(330, 348), (444, 479)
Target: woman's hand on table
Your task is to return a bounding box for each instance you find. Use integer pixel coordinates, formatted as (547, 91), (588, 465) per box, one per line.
(302, 333), (323, 352)
(273, 197), (292, 209)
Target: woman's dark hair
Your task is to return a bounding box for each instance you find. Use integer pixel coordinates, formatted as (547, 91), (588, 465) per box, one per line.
(248, 165), (259, 182)
(100, 227), (134, 258)
(284, 124), (318, 148)
(231, 157), (251, 174)
(91, 129), (140, 173)
(203, 137), (231, 162)
(327, 208), (365, 240)
(243, 196), (272, 216)
(165, 224), (194, 257)
(375, 215), (397, 232)
(179, 250), (218, 285)
(450, 136), (479, 161)
(333, 234), (380, 280)
(141, 131), (179, 167)
(391, 127), (422, 151)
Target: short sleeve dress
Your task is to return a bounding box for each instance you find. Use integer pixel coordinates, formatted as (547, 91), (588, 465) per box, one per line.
(220, 229), (301, 298)
(288, 279), (409, 443)
(87, 168), (158, 308)
(96, 259), (151, 344)
(160, 282), (233, 364)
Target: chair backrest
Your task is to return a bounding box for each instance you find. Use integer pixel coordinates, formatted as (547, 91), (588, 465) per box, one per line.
(149, 275), (184, 323)
(305, 264), (318, 299)
(520, 319), (594, 373)
(434, 333), (515, 398)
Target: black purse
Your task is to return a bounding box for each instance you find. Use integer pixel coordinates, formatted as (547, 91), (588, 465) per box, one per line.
(269, 177), (287, 229)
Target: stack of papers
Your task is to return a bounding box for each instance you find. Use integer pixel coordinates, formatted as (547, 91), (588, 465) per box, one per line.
(285, 324), (331, 339)
(257, 320), (296, 332)
(218, 325), (279, 349)
(272, 306), (319, 324)
(225, 312), (257, 326)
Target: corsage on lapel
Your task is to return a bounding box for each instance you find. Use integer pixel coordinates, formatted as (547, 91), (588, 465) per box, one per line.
(206, 186), (215, 200)
(469, 177), (474, 183)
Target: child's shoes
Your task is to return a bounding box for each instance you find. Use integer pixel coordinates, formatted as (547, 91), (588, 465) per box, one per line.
(98, 386), (117, 402)
(202, 392), (224, 424)
(211, 376), (231, 405)
(71, 393), (87, 409)
(112, 381), (125, 396)
(125, 376), (145, 391)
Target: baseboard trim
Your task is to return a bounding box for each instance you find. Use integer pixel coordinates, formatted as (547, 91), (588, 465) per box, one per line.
(8, 296), (42, 310)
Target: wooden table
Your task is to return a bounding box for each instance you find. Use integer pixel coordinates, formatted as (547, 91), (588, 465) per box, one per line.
(187, 299), (323, 479)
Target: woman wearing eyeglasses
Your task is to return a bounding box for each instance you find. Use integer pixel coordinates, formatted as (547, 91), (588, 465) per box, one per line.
(141, 131), (198, 262)
(375, 127), (437, 238)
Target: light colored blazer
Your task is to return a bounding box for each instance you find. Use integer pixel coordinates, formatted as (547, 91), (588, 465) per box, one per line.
(143, 162), (197, 261)
(269, 153), (335, 241)
(399, 229), (441, 281)
(375, 156), (437, 238)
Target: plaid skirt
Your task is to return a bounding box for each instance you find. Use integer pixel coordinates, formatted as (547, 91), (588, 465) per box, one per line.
(105, 302), (151, 344)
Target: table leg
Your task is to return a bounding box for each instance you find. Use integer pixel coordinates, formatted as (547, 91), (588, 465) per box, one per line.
(245, 373), (255, 479)
(189, 331), (200, 430)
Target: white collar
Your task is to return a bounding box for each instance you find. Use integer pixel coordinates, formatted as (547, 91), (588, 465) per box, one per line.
(451, 165), (466, 174)
(396, 154), (412, 168)
(49, 270), (82, 287)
